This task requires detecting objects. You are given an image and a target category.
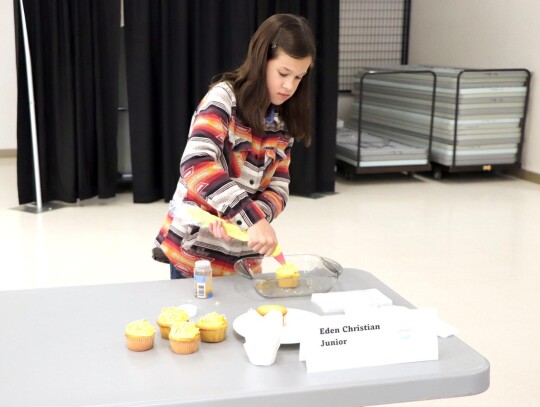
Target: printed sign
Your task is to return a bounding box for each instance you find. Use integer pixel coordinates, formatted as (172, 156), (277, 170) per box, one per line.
(300, 308), (439, 373)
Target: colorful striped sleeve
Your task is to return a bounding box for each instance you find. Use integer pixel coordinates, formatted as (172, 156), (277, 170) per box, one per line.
(254, 137), (293, 222)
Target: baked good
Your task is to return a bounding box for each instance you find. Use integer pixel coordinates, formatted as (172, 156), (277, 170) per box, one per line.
(157, 307), (190, 339)
(125, 319), (156, 352)
(169, 322), (201, 354)
(256, 304), (288, 319)
(275, 263), (300, 288)
(196, 312), (228, 343)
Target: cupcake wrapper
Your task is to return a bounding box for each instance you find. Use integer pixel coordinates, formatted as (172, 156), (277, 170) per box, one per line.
(157, 323), (171, 339)
(170, 335), (200, 354)
(125, 334), (155, 352)
(199, 327), (227, 343)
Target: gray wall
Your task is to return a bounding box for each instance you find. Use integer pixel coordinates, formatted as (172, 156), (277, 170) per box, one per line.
(408, 0), (540, 174)
(0, 0), (17, 152)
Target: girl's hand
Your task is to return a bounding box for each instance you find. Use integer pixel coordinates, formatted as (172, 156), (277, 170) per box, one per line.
(247, 219), (278, 256)
(208, 221), (232, 241)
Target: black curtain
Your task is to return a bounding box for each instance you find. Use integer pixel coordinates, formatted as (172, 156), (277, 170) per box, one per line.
(124, 0), (258, 203)
(124, 0), (338, 202)
(14, 0), (120, 204)
(14, 0), (338, 204)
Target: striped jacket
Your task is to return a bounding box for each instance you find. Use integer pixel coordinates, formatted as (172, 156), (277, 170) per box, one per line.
(156, 82), (293, 268)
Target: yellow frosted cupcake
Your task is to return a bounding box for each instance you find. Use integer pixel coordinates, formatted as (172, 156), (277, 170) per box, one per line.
(196, 312), (228, 343)
(169, 322), (201, 355)
(125, 319), (156, 352)
(157, 307), (190, 339)
(256, 304), (288, 321)
(275, 263), (300, 288)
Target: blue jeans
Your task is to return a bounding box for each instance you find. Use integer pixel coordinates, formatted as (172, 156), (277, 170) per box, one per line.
(170, 264), (186, 279)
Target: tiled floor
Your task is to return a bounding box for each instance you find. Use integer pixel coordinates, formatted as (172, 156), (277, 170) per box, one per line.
(1, 156), (539, 406)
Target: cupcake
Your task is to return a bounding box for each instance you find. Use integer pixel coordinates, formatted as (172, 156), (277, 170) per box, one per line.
(256, 304), (288, 321)
(275, 263), (300, 288)
(196, 312), (228, 343)
(157, 307), (190, 339)
(169, 322), (201, 355)
(125, 319), (156, 352)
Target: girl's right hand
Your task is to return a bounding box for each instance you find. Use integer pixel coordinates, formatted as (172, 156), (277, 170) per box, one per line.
(247, 219), (278, 257)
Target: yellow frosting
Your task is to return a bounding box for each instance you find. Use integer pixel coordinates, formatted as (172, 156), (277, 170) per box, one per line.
(169, 322), (200, 340)
(275, 262), (300, 278)
(157, 307), (189, 326)
(125, 319), (156, 337)
(257, 304), (287, 316)
(196, 312), (227, 329)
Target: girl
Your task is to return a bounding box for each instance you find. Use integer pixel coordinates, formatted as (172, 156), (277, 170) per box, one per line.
(155, 14), (316, 278)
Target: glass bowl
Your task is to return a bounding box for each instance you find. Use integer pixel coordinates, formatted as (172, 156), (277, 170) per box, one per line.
(234, 254), (343, 298)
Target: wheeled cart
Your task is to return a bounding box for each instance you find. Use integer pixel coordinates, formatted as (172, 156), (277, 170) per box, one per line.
(336, 68), (436, 179)
(408, 66), (531, 179)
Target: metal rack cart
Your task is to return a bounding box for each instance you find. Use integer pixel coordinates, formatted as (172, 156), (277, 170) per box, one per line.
(409, 66), (531, 179)
(336, 68), (436, 179)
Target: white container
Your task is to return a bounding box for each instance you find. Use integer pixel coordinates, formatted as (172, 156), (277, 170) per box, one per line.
(194, 260), (213, 298)
(243, 310), (283, 366)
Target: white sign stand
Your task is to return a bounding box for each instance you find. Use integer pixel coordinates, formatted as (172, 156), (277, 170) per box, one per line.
(300, 308), (439, 373)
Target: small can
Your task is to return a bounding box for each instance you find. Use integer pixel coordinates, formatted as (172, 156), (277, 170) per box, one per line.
(194, 260), (213, 298)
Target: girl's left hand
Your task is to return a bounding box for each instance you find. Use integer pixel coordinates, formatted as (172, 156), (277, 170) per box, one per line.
(209, 221), (232, 241)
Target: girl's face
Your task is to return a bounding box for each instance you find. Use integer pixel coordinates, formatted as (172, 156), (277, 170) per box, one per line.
(266, 49), (312, 106)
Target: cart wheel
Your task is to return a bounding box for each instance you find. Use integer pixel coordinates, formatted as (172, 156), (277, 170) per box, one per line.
(433, 168), (443, 180)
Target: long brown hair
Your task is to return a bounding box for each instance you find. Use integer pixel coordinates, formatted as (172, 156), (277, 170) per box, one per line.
(217, 14), (316, 146)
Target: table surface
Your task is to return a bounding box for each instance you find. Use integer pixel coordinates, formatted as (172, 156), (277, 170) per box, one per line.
(0, 269), (489, 407)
